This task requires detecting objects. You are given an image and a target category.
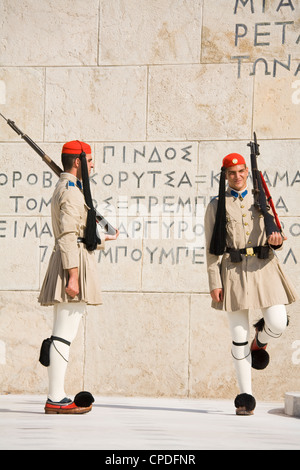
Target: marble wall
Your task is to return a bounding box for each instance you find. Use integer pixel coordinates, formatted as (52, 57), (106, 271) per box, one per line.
(0, 0), (299, 400)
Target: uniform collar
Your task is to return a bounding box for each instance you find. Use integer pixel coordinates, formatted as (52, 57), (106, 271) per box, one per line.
(229, 187), (248, 199)
(75, 179), (82, 190)
(61, 172), (83, 190)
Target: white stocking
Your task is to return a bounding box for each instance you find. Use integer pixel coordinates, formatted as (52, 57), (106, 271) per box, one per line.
(47, 302), (86, 402)
(227, 309), (252, 395)
(258, 304), (287, 346)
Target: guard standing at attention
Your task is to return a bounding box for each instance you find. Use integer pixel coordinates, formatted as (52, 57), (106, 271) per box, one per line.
(39, 140), (119, 414)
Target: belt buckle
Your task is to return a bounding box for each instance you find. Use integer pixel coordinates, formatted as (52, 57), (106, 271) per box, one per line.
(245, 247), (254, 256)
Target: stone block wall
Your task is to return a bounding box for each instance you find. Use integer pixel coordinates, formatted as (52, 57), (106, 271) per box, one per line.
(0, 0), (299, 400)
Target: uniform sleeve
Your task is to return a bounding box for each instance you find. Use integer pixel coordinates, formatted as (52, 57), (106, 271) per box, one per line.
(96, 237), (105, 251)
(57, 189), (83, 270)
(204, 200), (223, 292)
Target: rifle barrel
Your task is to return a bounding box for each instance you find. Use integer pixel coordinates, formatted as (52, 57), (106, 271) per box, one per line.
(248, 132), (281, 237)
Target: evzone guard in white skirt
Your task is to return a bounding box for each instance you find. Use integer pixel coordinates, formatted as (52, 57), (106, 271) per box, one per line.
(205, 152), (298, 415)
(39, 140), (118, 414)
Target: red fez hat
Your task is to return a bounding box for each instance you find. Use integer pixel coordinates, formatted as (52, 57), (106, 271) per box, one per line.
(62, 140), (91, 155)
(222, 153), (246, 169)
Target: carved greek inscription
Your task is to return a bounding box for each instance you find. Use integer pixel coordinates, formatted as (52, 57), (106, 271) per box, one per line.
(0, 143), (298, 269)
(231, 0), (299, 78)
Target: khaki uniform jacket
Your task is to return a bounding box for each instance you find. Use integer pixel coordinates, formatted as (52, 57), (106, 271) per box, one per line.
(204, 188), (298, 312)
(38, 173), (105, 306)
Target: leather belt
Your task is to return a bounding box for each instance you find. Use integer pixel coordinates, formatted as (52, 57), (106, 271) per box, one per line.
(226, 245), (269, 262)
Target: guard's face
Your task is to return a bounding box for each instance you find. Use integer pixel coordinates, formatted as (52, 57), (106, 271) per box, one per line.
(225, 164), (248, 191)
(85, 154), (94, 176)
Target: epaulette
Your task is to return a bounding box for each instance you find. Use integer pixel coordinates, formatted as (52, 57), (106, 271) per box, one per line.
(67, 180), (82, 190)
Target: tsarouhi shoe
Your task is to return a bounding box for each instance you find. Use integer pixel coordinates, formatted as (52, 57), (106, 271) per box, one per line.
(44, 392), (94, 414)
(234, 393), (256, 416)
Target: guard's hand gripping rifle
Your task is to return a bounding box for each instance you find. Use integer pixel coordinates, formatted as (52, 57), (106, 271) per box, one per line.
(0, 112), (116, 235)
(247, 132), (283, 240)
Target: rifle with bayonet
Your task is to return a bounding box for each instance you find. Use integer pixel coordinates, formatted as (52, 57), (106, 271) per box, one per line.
(0, 112), (116, 235)
(247, 132), (284, 240)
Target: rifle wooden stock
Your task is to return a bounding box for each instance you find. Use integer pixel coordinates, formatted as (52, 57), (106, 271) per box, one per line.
(41, 153), (62, 177)
(260, 171), (282, 231)
(0, 112), (116, 235)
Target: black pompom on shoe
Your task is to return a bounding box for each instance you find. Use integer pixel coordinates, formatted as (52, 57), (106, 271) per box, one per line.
(234, 393), (256, 415)
(74, 391), (95, 408)
(251, 349), (270, 370)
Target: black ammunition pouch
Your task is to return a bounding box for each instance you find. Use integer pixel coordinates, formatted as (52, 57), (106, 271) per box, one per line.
(39, 336), (71, 367)
(226, 245), (269, 263)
